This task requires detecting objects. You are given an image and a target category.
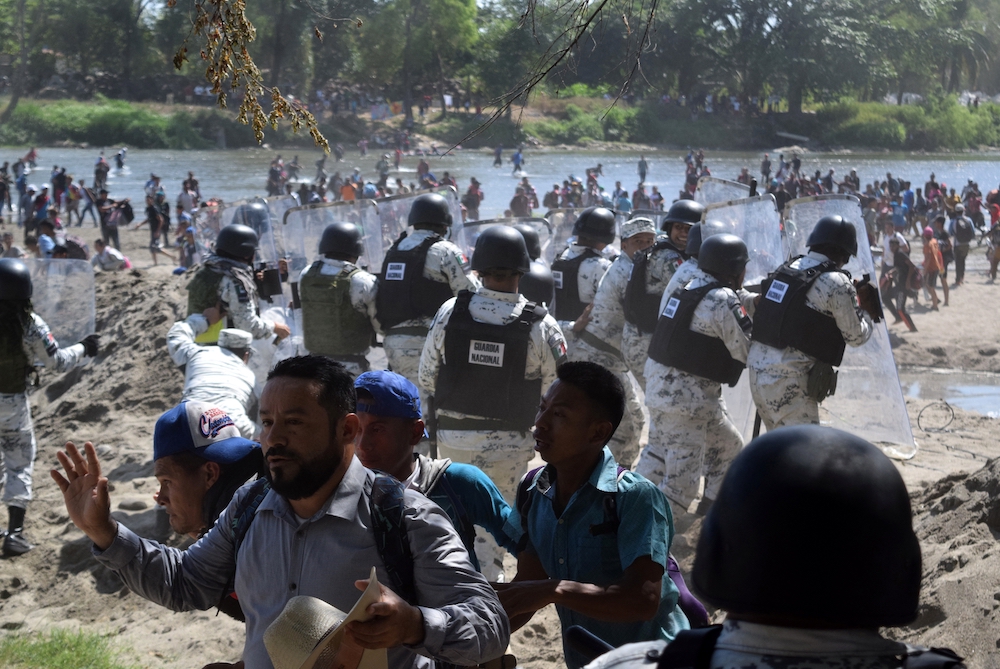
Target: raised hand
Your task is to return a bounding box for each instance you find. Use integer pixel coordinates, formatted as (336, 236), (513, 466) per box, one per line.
(50, 441), (118, 550)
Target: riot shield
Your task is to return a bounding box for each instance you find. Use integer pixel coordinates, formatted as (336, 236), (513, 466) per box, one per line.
(193, 195), (297, 264)
(372, 187), (464, 272)
(458, 217), (553, 265)
(544, 208), (622, 265)
(694, 177), (751, 206)
(281, 199), (381, 276)
(28, 259), (96, 349)
(783, 194), (916, 459)
(703, 194), (785, 288)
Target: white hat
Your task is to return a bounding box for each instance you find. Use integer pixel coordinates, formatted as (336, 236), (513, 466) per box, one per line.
(265, 568), (387, 669)
(218, 328), (253, 350)
(621, 217), (655, 239)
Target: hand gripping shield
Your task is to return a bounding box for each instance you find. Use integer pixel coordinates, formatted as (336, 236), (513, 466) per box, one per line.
(459, 217), (553, 267)
(784, 194), (916, 459)
(28, 259), (96, 349)
(703, 194), (785, 442)
(694, 177), (751, 206)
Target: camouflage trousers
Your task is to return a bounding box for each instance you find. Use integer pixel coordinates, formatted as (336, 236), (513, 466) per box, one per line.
(437, 428), (535, 583)
(384, 332), (431, 455)
(621, 323), (651, 391)
(637, 402), (744, 513)
(0, 393), (36, 509)
(748, 366), (820, 431)
(567, 338), (645, 468)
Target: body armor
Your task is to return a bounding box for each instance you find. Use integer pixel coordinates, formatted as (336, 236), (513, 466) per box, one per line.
(299, 263), (374, 357)
(376, 234), (455, 329)
(551, 248), (600, 321)
(624, 240), (685, 334)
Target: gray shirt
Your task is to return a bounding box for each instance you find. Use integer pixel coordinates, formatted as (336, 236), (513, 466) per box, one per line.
(94, 456), (510, 669)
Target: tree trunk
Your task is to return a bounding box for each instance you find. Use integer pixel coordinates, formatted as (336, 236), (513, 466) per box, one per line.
(436, 48), (446, 119)
(271, 0), (287, 88)
(0, 0), (28, 124)
(787, 79), (804, 114)
(402, 0), (418, 124)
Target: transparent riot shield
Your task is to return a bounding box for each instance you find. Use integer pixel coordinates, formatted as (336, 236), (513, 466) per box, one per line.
(784, 194), (916, 459)
(372, 187), (464, 272)
(28, 259), (96, 349)
(193, 195), (297, 263)
(694, 177), (751, 206)
(458, 217), (553, 265)
(703, 194), (785, 288)
(545, 208), (621, 265)
(281, 200), (381, 276)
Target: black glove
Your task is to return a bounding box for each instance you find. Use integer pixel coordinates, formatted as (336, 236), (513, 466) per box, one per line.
(80, 334), (100, 357)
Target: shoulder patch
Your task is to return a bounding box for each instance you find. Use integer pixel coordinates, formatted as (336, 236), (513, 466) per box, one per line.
(731, 302), (752, 334)
(233, 281), (250, 304)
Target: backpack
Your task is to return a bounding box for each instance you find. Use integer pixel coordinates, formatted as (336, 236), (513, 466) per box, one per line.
(650, 626), (965, 668)
(954, 217), (975, 244)
(120, 201), (135, 223)
(515, 466), (710, 628)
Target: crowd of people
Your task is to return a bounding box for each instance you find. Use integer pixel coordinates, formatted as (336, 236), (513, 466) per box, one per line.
(0, 147), (987, 669)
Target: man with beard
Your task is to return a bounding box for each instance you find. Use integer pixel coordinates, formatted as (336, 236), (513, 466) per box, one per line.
(51, 355), (509, 669)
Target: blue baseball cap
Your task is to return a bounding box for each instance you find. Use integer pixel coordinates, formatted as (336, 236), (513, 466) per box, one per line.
(354, 371), (422, 419)
(153, 401), (259, 464)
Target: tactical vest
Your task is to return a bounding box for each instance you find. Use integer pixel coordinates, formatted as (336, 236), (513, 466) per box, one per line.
(299, 263), (374, 357)
(0, 325), (29, 395)
(187, 267), (225, 316)
(551, 247), (600, 321)
(752, 258), (848, 366)
(648, 283), (744, 386)
(624, 239), (685, 334)
(436, 291), (545, 430)
(376, 233), (456, 330)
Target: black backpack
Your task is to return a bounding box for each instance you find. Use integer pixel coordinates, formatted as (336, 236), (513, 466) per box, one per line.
(954, 217), (975, 244)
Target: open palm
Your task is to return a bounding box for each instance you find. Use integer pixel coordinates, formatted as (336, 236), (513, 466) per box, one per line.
(50, 441), (118, 550)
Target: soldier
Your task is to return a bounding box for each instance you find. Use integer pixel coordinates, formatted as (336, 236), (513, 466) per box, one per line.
(377, 193), (479, 405)
(582, 426), (958, 669)
(186, 224), (291, 344)
(567, 217), (656, 467)
(512, 223), (555, 307)
(419, 225), (566, 503)
(638, 234), (753, 515)
(622, 199), (704, 389)
(663, 219), (731, 297)
(0, 258), (99, 555)
(550, 207), (614, 356)
(297, 221), (380, 376)
(748, 216), (878, 430)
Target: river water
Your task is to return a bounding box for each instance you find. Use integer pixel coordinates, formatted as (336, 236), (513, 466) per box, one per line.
(5, 146), (1000, 220)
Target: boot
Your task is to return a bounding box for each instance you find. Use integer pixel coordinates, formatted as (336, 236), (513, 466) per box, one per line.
(3, 505), (34, 557)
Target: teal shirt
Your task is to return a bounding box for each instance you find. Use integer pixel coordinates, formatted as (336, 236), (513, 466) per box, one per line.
(510, 447), (689, 668)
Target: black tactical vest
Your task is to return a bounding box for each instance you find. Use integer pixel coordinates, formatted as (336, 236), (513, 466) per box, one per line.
(752, 258), (849, 366)
(436, 291), (545, 429)
(0, 320), (29, 395)
(376, 233), (456, 330)
(551, 247), (601, 322)
(648, 283), (744, 386)
(624, 239), (685, 334)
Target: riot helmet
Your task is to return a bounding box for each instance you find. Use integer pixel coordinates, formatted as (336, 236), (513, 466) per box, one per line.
(319, 221), (364, 260)
(408, 193), (453, 229)
(571, 207), (616, 245)
(512, 223), (542, 261)
(693, 425), (921, 628)
(686, 218), (732, 257)
(698, 233), (748, 280)
(231, 202), (270, 233)
(806, 215), (858, 258)
(215, 224), (259, 262)
(0, 258), (32, 301)
(472, 225), (531, 274)
(519, 260), (555, 306)
(662, 199), (705, 232)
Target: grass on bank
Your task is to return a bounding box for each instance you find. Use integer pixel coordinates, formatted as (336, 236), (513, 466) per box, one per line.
(0, 629), (140, 669)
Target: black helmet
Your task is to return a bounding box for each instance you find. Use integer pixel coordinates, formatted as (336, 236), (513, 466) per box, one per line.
(807, 215), (858, 257)
(571, 207), (616, 245)
(231, 202), (270, 232)
(408, 193), (453, 228)
(698, 233), (748, 278)
(216, 224), (259, 261)
(0, 258), (32, 300)
(511, 223), (542, 261)
(472, 225), (531, 274)
(319, 221), (364, 259)
(662, 199), (705, 232)
(519, 260), (555, 306)
(686, 219), (732, 257)
(693, 425), (921, 627)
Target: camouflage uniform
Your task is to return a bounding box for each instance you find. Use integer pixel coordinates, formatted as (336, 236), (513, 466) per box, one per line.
(219, 274), (276, 340)
(582, 620), (913, 669)
(747, 252), (873, 430)
(622, 242), (685, 390)
(419, 287), (566, 579)
(663, 257), (699, 297)
(1, 314), (86, 509)
(384, 229), (479, 407)
(553, 243), (612, 356)
(638, 269), (751, 512)
(568, 251), (644, 467)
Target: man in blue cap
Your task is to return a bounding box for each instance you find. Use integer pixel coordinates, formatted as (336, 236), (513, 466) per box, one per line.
(354, 370), (517, 582)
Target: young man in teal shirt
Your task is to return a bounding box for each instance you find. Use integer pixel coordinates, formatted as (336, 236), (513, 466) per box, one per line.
(498, 361), (689, 668)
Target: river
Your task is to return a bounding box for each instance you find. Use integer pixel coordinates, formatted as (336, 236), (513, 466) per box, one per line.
(5, 146), (1000, 220)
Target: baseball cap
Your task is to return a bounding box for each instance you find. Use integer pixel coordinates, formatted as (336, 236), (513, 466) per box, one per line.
(219, 328), (252, 350)
(354, 371), (422, 419)
(621, 217), (655, 239)
(153, 401), (258, 464)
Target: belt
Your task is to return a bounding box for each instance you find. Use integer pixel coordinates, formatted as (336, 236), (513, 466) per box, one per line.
(387, 326), (429, 337)
(437, 415), (528, 432)
(577, 329), (624, 360)
(330, 354), (370, 367)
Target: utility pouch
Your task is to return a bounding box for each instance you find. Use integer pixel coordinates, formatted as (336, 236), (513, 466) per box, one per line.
(806, 362), (838, 401)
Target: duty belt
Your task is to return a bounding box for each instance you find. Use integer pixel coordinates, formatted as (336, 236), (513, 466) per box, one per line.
(576, 329), (624, 361)
(386, 326), (430, 337)
(437, 415), (529, 433)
